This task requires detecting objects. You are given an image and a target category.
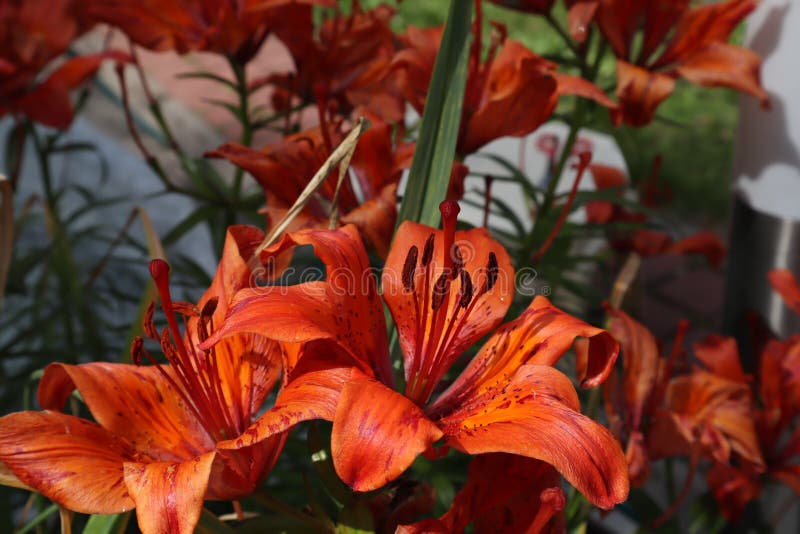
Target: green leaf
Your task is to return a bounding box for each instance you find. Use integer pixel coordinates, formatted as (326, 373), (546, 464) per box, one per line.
(335, 501), (373, 534)
(82, 512), (131, 534)
(397, 0), (473, 227)
(195, 509), (236, 534)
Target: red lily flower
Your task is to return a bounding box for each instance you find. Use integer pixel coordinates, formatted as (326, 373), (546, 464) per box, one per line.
(703, 335), (800, 521)
(90, 0), (333, 64)
(585, 163), (726, 266)
(393, 22), (614, 156)
(0, 0), (125, 129)
(207, 116), (411, 257)
(580, 0), (769, 125)
(398, 454), (566, 534)
(263, 4), (405, 122)
(0, 226), (290, 534)
(604, 309), (764, 491)
(204, 202), (629, 511)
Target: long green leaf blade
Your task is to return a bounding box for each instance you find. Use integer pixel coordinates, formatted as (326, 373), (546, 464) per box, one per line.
(397, 0), (473, 227)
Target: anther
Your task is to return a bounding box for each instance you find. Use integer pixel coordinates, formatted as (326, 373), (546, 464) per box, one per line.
(458, 270), (473, 308)
(143, 301), (159, 341)
(421, 234), (435, 266)
(485, 252), (499, 292)
(402, 246), (419, 291)
(131, 336), (144, 366)
(451, 245), (464, 278)
(431, 273), (451, 311)
(201, 298), (218, 319)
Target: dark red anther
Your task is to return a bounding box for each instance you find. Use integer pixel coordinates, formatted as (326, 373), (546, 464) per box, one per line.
(201, 297), (218, 319)
(485, 252), (499, 291)
(451, 245), (464, 279)
(458, 270), (474, 308)
(421, 234), (435, 266)
(402, 246), (419, 291)
(431, 273), (451, 311)
(131, 336), (144, 366)
(143, 301), (159, 341)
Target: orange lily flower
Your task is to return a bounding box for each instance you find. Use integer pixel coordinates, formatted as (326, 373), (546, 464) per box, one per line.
(207, 116), (411, 258)
(264, 4), (405, 122)
(0, 226), (289, 534)
(586, 163), (726, 266)
(398, 454), (566, 534)
(204, 202), (629, 511)
(648, 334), (763, 469)
(0, 0), (125, 129)
(604, 308), (764, 492)
(701, 334), (800, 522)
(393, 21), (614, 156)
(90, 0), (333, 64)
(580, 0), (769, 125)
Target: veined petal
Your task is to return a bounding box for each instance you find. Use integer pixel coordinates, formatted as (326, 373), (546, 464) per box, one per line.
(340, 183), (397, 258)
(124, 452), (215, 534)
(769, 269), (800, 316)
(204, 225), (392, 384)
(331, 373), (443, 492)
(605, 307), (661, 432)
(432, 296), (617, 416)
(383, 221), (514, 403)
(655, 0), (757, 68)
(552, 72), (617, 109)
(38, 362), (213, 461)
(418, 453), (565, 534)
(217, 355), (353, 450)
(16, 51), (129, 129)
(676, 42), (768, 108)
(0, 411), (135, 514)
(693, 335), (747, 384)
(666, 230), (726, 267)
(613, 60), (676, 127)
(567, 0), (598, 43)
(439, 365), (629, 509)
(460, 42), (558, 154)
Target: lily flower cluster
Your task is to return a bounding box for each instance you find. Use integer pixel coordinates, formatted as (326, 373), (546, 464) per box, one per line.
(0, 0), (783, 533)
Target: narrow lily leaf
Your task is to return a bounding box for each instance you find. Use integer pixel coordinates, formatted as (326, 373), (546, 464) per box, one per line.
(0, 174), (12, 306)
(397, 0), (473, 227)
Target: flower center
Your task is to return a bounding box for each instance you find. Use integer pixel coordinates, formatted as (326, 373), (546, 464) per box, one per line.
(131, 259), (242, 442)
(403, 201), (499, 405)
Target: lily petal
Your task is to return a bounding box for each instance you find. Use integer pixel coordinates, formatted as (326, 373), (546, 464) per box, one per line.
(441, 454), (565, 534)
(123, 451), (215, 534)
(38, 362), (213, 461)
(432, 295), (617, 415)
(676, 42), (769, 109)
(204, 225), (392, 384)
(439, 364), (629, 509)
(693, 335), (747, 384)
(217, 355), (353, 450)
(613, 60), (676, 127)
(0, 411), (135, 514)
(331, 372), (443, 492)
